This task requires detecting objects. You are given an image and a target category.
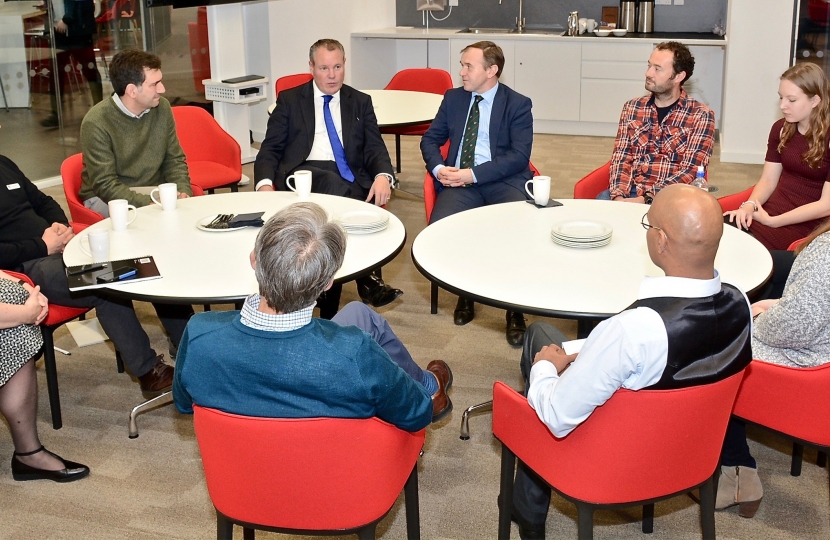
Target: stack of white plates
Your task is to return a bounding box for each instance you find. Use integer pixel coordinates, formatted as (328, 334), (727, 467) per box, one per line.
(335, 209), (389, 235)
(551, 220), (613, 249)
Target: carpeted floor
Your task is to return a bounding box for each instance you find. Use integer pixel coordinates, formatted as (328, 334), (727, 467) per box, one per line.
(1, 133), (827, 539)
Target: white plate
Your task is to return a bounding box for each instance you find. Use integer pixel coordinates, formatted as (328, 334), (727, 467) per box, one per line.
(336, 209), (388, 227)
(345, 222), (389, 235)
(551, 220), (613, 240)
(197, 214), (248, 232)
(552, 237), (611, 249)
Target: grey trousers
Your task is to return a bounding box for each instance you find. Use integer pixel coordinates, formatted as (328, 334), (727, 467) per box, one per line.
(512, 321), (569, 525)
(20, 254), (192, 377)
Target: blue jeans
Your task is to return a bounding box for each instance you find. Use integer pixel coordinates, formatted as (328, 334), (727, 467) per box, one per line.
(332, 302), (436, 394)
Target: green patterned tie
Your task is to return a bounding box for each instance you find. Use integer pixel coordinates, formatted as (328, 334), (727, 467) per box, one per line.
(459, 95), (483, 170)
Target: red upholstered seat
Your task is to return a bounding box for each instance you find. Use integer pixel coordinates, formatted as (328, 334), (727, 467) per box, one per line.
(381, 68), (454, 172)
(573, 161), (611, 199)
(732, 360), (830, 477)
(193, 407), (424, 538)
(717, 186), (754, 212)
(275, 73), (312, 98)
(172, 106), (241, 194)
(61, 153), (105, 226)
(493, 373), (744, 538)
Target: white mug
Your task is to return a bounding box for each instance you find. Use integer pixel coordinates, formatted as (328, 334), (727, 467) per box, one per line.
(79, 229), (110, 262)
(525, 176), (552, 206)
(578, 18), (587, 34)
(108, 199), (137, 231)
(150, 183), (178, 211)
(586, 19), (598, 32)
(286, 170), (312, 200)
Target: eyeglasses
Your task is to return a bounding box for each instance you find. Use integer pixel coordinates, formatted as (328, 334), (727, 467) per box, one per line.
(641, 212), (667, 237)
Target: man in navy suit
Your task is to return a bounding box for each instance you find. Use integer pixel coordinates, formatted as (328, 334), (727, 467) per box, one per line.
(420, 41), (534, 346)
(254, 39), (401, 318)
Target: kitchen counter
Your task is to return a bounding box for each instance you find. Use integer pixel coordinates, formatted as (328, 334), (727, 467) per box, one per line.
(352, 27), (727, 46)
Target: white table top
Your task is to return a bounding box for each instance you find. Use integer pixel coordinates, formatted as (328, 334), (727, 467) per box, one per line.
(63, 192), (406, 304)
(411, 199), (773, 319)
(362, 89), (444, 128)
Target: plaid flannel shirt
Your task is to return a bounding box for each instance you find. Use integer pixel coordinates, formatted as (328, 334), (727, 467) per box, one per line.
(609, 90), (715, 199)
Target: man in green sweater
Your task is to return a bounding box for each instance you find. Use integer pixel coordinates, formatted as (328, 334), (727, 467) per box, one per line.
(79, 50), (192, 215)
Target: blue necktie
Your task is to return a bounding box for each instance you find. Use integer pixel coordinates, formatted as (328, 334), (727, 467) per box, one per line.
(323, 94), (355, 182)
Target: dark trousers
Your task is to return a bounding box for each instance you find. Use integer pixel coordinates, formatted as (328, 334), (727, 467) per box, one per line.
(721, 419), (757, 468)
(512, 322), (569, 525)
(429, 179), (529, 224)
(20, 254), (193, 377)
(753, 250), (795, 301)
(293, 161), (383, 319)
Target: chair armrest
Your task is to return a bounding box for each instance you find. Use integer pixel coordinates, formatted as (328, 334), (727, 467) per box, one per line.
(573, 162), (610, 199)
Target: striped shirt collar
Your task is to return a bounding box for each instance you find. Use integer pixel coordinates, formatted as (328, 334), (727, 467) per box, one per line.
(239, 294), (315, 332)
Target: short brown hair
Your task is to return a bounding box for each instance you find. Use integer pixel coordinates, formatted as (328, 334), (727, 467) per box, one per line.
(109, 50), (162, 96)
(309, 39), (345, 64)
(655, 41), (694, 86)
(461, 41), (505, 78)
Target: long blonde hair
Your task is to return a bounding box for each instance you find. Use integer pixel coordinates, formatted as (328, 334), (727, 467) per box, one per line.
(778, 63), (830, 168)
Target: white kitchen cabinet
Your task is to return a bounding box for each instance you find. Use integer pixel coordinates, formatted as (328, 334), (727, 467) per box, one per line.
(514, 41), (581, 122)
(579, 42), (653, 123)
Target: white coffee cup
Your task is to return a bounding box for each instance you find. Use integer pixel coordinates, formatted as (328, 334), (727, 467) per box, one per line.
(578, 18), (587, 34)
(108, 199), (137, 231)
(286, 170), (312, 200)
(586, 19), (598, 32)
(150, 183), (178, 211)
(525, 176), (552, 206)
(79, 229), (110, 262)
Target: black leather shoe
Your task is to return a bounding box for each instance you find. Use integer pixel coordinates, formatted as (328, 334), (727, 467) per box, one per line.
(357, 274), (403, 308)
(454, 297), (475, 326)
(11, 446), (90, 483)
(506, 311), (527, 348)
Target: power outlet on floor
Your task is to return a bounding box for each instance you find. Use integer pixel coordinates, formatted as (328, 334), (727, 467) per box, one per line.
(655, 0), (671, 5)
(674, 0), (684, 5)
(449, 0), (458, 6)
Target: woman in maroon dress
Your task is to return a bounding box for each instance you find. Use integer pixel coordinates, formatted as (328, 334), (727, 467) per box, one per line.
(725, 63), (830, 251)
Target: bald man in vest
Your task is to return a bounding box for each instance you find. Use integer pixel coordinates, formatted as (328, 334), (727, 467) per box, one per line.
(508, 184), (753, 540)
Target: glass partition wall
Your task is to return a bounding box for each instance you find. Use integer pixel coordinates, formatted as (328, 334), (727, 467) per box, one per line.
(0, 0), (207, 182)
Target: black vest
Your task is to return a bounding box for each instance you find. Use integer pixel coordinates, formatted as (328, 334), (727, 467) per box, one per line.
(624, 283), (752, 390)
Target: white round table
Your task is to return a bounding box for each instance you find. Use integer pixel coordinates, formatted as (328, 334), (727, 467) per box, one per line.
(63, 192), (406, 304)
(412, 199), (773, 333)
(363, 89), (444, 128)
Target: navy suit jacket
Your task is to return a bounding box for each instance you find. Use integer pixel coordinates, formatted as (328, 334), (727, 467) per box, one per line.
(254, 82), (394, 191)
(420, 83), (533, 191)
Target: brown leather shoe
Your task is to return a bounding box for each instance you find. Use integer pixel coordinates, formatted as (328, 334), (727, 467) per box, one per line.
(427, 360), (453, 422)
(137, 355), (174, 398)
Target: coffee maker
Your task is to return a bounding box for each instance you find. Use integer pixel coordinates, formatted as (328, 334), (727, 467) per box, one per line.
(637, 0), (654, 33)
(619, 1), (636, 32)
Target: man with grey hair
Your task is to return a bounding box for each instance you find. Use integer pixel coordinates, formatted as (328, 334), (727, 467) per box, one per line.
(173, 203), (452, 429)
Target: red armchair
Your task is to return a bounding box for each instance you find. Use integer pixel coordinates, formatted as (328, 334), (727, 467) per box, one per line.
(732, 360), (830, 478)
(61, 153), (105, 226)
(493, 373), (744, 538)
(172, 106), (242, 194)
(381, 68), (454, 172)
(572, 161), (610, 199)
(193, 407), (425, 539)
(275, 73), (312, 99)
(6, 241), (100, 430)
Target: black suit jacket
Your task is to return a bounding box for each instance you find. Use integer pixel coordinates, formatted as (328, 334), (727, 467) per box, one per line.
(420, 83), (533, 192)
(254, 82), (394, 191)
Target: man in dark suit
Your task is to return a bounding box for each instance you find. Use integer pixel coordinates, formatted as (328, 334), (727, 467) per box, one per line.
(420, 41), (534, 347)
(254, 39), (401, 318)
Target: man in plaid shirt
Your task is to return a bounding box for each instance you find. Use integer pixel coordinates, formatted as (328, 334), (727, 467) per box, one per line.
(602, 41), (715, 203)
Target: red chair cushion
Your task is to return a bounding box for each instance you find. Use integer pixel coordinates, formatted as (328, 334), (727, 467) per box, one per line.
(573, 162), (610, 199)
(187, 162), (241, 191)
(3, 271), (89, 326)
(493, 373), (743, 504)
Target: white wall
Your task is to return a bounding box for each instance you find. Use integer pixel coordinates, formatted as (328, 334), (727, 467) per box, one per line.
(720, 0), (796, 164)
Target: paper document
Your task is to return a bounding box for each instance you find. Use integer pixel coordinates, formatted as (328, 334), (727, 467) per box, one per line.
(562, 339), (586, 355)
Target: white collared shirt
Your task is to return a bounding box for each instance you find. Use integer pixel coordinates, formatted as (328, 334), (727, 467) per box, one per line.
(527, 271), (748, 438)
(112, 94), (150, 119)
(306, 82), (343, 162)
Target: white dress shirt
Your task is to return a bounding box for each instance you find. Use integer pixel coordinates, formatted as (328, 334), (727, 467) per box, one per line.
(432, 82), (498, 184)
(527, 271), (747, 438)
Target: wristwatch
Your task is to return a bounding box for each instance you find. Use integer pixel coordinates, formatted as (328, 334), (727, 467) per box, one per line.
(643, 192), (655, 205)
(378, 173), (398, 189)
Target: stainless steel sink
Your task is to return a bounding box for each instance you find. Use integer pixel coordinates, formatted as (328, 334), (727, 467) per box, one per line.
(456, 27), (562, 35)
(457, 27), (515, 34)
